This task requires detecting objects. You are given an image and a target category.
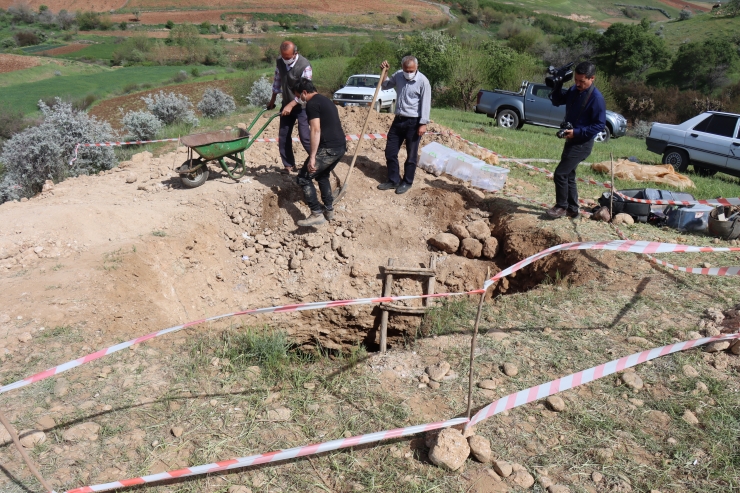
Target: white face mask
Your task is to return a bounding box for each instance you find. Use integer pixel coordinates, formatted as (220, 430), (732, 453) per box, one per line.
(283, 55), (297, 66)
(298, 94), (307, 108)
(403, 71), (417, 81)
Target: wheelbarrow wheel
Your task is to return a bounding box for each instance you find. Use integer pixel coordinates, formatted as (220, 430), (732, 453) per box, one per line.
(179, 159), (209, 188)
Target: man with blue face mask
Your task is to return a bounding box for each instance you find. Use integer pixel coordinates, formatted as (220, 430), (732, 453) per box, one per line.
(377, 55), (431, 194)
(266, 40), (312, 175)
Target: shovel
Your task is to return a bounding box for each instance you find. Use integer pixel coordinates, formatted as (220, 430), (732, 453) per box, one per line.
(333, 66), (389, 203)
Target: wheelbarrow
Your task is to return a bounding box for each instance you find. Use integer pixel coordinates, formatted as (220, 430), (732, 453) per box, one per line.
(177, 108), (280, 188)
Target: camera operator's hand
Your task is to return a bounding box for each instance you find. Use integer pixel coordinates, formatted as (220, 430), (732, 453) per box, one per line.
(563, 129), (574, 140)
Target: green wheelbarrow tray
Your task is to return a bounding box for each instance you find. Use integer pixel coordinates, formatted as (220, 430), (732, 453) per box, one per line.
(178, 109), (280, 188)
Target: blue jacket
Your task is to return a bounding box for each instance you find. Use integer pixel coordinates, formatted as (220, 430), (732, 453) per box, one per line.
(550, 85), (606, 144)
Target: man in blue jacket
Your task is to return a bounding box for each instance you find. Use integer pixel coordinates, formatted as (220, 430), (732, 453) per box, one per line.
(547, 61), (606, 218)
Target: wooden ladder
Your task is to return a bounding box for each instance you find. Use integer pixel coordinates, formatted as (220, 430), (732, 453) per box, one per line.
(378, 255), (437, 353)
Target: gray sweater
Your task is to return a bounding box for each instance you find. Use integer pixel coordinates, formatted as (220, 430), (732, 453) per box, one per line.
(381, 70), (432, 124)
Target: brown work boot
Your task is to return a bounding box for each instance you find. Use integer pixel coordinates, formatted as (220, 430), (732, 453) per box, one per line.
(297, 212), (326, 227)
(324, 208), (335, 221)
(546, 206), (567, 218)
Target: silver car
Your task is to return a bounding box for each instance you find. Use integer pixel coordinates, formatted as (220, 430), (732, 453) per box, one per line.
(647, 111), (740, 177)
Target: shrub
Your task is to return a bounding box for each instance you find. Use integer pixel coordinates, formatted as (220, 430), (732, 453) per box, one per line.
(312, 57), (348, 94)
(399, 9), (411, 23)
(244, 75), (280, 107)
(165, 20), (174, 29)
(141, 91), (199, 126)
(679, 9), (693, 20)
(119, 21), (127, 30)
(8, 2), (36, 23)
(191, 67), (200, 77)
(76, 11), (101, 30)
(172, 70), (188, 83)
(56, 9), (75, 30)
(1, 37), (17, 49)
(121, 110), (162, 140)
(14, 30), (40, 47)
(0, 104), (31, 141)
(197, 88), (236, 118)
(631, 120), (652, 139)
(0, 98), (116, 203)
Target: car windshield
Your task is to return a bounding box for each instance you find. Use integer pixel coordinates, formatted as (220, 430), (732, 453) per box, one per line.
(346, 76), (379, 88)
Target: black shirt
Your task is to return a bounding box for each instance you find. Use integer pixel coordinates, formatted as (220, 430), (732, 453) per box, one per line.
(305, 94), (346, 149)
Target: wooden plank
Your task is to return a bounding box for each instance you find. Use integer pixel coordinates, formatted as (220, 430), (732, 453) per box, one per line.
(382, 266), (435, 276)
(379, 303), (429, 315)
(379, 258), (394, 353)
(424, 255), (436, 308)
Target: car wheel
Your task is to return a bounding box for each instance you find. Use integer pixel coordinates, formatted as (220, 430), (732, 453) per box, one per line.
(694, 165), (717, 177)
(374, 100), (381, 112)
(497, 109), (519, 129)
(389, 100), (396, 113)
(662, 148), (690, 172)
(594, 127), (611, 143)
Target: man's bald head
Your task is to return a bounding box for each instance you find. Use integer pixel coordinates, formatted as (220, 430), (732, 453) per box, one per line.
(280, 41), (297, 58)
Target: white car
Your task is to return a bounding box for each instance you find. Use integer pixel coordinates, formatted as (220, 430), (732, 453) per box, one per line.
(647, 111), (740, 177)
(333, 74), (397, 112)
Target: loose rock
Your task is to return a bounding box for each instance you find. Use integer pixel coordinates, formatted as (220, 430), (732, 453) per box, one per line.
(17, 332), (32, 343)
(62, 422), (100, 442)
(426, 361), (451, 382)
(482, 237), (499, 258)
(266, 406), (291, 421)
(468, 435), (492, 463)
(682, 410), (699, 425)
(19, 429), (46, 448)
(493, 460), (512, 478)
(460, 238), (483, 259)
(729, 340), (740, 355)
(428, 428), (470, 471)
(449, 223), (470, 240)
(428, 233), (459, 254)
(125, 173), (137, 184)
(705, 341), (730, 353)
(620, 372), (643, 391)
(612, 213), (634, 225)
(503, 363), (518, 377)
(548, 486), (570, 493)
(591, 471), (603, 483)
(171, 426), (184, 438)
(595, 448), (613, 463)
(478, 379), (498, 390)
(546, 395), (565, 412)
(467, 220), (491, 241)
(510, 467), (535, 489)
(682, 365), (699, 378)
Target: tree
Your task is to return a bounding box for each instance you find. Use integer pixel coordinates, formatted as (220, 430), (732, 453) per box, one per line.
(458, 0), (479, 14)
(671, 38), (739, 91)
(599, 19), (670, 77)
(716, 0), (740, 17)
(444, 52), (489, 110)
(344, 39), (399, 79)
(399, 32), (461, 89)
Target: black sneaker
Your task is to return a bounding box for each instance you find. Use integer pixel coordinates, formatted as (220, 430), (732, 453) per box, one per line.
(395, 182), (412, 194)
(377, 181), (398, 191)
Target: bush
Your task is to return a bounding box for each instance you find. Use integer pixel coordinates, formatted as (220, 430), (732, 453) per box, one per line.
(0, 104), (31, 141)
(165, 20), (174, 29)
(14, 30), (40, 47)
(198, 88), (236, 118)
(631, 120), (652, 139)
(76, 11), (101, 30)
(679, 9), (693, 20)
(399, 9), (411, 23)
(141, 91), (199, 126)
(172, 70), (188, 83)
(121, 110), (162, 140)
(8, 2), (36, 23)
(245, 75), (278, 107)
(1, 37), (17, 49)
(312, 57), (348, 95)
(0, 98), (116, 203)
(191, 67), (200, 77)
(57, 9), (75, 30)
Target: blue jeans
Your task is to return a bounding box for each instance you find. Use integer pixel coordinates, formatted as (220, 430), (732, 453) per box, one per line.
(297, 146), (346, 214)
(384, 116), (421, 185)
(279, 104), (311, 168)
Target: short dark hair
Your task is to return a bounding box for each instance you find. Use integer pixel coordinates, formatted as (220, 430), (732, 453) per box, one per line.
(294, 78), (317, 94)
(575, 61), (596, 78)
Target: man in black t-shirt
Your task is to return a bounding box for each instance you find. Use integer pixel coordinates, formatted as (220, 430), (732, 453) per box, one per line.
(293, 78), (347, 227)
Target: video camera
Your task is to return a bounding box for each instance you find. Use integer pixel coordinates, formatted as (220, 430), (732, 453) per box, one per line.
(556, 122), (573, 139)
(545, 62), (574, 89)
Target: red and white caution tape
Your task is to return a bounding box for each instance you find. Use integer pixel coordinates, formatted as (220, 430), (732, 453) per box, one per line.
(467, 331), (740, 428)
(4, 240), (740, 397)
(61, 329), (740, 493)
(64, 417), (468, 493)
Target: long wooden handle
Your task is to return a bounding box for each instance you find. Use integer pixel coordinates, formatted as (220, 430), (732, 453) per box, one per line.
(333, 67), (389, 203)
(0, 410), (55, 492)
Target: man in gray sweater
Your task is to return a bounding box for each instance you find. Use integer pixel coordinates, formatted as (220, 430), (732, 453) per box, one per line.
(377, 56), (432, 194)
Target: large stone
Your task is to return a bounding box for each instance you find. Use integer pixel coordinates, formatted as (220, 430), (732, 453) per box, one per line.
(266, 406), (291, 421)
(612, 213), (634, 225)
(428, 428), (470, 471)
(426, 361), (451, 382)
(705, 341), (730, 353)
(493, 460), (512, 478)
(62, 422), (101, 442)
(730, 340), (740, 355)
(682, 365), (699, 378)
(478, 379), (499, 390)
(482, 237), (499, 258)
(19, 429), (46, 448)
(503, 363), (518, 377)
(429, 233), (459, 254)
(125, 173), (137, 184)
(468, 435), (492, 463)
(460, 238), (483, 259)
(449, 223), (470, 240)
(509, 467), (535, 489)
(682, 410), (699, 425)
(467, 220), (491, 241)
(620, 372), (643, 391)
(548, 485), (571, 493)
(546, 395), (565, 412)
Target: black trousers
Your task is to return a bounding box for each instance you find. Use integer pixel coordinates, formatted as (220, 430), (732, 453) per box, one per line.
(297, 145), (346, 214)
(385, 116), (421, 185)
(554, 139), (594, 212)
(278, 104), (310, 168)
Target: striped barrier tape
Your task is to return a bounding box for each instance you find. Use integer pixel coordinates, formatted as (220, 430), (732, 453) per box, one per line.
(3, 240), (740, 397)
(62, 330), (740, 493)
(64, 417), (469, 493)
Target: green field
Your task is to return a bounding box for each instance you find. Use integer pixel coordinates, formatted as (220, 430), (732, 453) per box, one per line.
(55, 43), (119, 60)
(0, 65), (235, 114)
(661, 12), (740, 49)
(476, 0), (684, 22)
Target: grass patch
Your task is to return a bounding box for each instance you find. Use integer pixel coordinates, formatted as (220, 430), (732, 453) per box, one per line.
(151, 230), (166, 237)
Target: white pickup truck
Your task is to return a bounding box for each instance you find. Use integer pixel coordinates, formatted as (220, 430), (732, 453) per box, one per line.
(646, 111), (740, 177)
(332, 74), (397, 112)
